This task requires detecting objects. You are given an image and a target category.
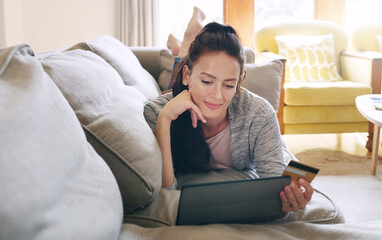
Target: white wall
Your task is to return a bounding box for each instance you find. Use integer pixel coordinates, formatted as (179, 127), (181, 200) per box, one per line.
(3, 0), (118, 52)
(0, 0), (5, 48)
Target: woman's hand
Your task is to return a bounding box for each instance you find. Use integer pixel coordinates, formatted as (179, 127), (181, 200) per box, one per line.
(161, 89), (206, 128)
(280, 178), (314, 213)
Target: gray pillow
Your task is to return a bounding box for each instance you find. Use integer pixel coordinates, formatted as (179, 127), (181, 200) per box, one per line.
(70, 35), (161, 99)
(242, 60), (283, 112)
(0, 44), (122, 239)
(39, 49), (162, 214)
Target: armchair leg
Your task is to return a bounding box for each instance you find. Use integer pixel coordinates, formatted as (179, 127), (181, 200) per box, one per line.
(366, 122), (374, 152)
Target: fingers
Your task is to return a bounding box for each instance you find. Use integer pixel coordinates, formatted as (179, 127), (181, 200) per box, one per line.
(190, 109), (198, 128)
(190, 108), (207, 128)
(187, 104), (206, 127)
(281, 179), (313, 213)
(284, 182), (301, 211)
(298, 178), (314, 202)
(280, 191), (293, 213)
(165, 90), (206, 125)
(292, 181), (307, 209)
(182, 90), (206, 127)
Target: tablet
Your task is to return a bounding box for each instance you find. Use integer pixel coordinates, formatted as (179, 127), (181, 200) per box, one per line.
(176, 176), (291, 225)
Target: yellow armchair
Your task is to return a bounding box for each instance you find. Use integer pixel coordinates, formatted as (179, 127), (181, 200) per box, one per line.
(350, 23), (382, 52)
(255, 21), (373, 137)
(344, 23), (382, 95)
(342, 23), (382, 150)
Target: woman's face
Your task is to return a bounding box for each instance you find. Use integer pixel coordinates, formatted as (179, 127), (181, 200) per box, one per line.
(182, 51), (241, 123)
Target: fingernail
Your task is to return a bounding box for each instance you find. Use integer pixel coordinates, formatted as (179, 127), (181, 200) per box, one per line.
(298, 178), (305, 184)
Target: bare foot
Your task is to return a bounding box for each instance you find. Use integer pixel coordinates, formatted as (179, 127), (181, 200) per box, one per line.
(167, 34), (182, 56)
(186, 7), (206, 39)
(178, 7), (206, 57)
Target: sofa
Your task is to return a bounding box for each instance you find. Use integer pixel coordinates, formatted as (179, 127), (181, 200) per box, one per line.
(1, 35), (382, 240)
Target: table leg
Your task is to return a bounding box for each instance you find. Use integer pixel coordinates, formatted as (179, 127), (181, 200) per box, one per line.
(371, 125), (380, 175)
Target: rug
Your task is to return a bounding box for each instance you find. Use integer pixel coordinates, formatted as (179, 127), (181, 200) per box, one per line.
(294, 149), (382, 175)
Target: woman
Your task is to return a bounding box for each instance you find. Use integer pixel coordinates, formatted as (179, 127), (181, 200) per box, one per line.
(144, 22), (313, 213)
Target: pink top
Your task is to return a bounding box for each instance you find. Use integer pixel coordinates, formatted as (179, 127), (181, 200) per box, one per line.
(205, 125), (234, 169)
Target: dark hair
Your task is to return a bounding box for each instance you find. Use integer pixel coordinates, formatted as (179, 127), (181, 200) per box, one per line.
(170, 22), (245, 173)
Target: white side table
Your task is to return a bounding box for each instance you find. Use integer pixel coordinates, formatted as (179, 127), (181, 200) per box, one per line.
(356, 94), (382, 175)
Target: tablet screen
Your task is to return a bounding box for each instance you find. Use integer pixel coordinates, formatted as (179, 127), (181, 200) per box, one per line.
(176, 176), (291, 225)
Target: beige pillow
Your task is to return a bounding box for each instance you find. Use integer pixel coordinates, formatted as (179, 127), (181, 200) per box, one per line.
(40, 49), (162, 214)
(70, 35), (161, 99)
(275, 34), (342, 82)
(158, 49), (175, 91)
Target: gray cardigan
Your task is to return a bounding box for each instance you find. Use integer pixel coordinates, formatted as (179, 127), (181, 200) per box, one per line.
(144, 88), (286, 178)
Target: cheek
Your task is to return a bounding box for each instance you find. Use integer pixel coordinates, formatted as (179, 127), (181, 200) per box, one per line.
(224, 91), (236, 104)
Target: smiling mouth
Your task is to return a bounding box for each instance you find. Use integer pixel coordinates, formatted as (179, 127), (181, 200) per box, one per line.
(204, 102), (222, 110)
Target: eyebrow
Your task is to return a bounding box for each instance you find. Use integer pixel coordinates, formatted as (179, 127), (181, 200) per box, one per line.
(199, 72), (237, 82)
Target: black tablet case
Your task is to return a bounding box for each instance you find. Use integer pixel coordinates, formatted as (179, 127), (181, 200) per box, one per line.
(176, 176), (291, 225)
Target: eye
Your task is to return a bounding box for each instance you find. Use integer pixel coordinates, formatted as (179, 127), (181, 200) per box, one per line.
(224, 83), (235, 89)
(201, 80), (213, 85)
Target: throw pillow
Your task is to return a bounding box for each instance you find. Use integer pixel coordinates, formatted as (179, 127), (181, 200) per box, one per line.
(275, 34), (342, 82)
(242, 59), (283, 112)
(377, 34), (382, 52)
(158, 49), (176, 91)
(0, 44), (122, 239)
(70, 35), (161, 99)
(39, 49), (162, 214)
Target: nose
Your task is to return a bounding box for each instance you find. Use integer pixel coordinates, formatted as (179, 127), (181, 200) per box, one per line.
(211, 84), (223, 101)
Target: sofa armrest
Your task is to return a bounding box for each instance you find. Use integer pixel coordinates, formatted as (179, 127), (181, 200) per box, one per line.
(340, 51), (382, 94)
(129, 47), (163, 81)
(256, 52), (286, 134)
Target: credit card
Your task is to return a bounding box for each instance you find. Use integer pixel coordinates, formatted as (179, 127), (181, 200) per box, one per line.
(282, 160), (319, 183)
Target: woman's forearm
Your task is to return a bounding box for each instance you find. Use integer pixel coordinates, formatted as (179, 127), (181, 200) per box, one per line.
(155, 111), (175, 188)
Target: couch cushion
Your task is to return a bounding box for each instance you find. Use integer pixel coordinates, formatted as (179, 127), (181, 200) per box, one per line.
(284, 105), (367, 124)
(284, 122), (369, 134)
(0, 45), (122, 239)
(284, 81), (372, 105)
(124, 189), (181, 227)
(39, 49), (162, 214)
(70, 35), (161, 99)
(242, 60), (283, 112)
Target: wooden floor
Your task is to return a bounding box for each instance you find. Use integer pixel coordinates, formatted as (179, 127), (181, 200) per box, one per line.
(282, 132), (373, 157)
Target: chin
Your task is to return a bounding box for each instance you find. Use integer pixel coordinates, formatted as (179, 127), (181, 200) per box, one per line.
(202, 111), (222, 120)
